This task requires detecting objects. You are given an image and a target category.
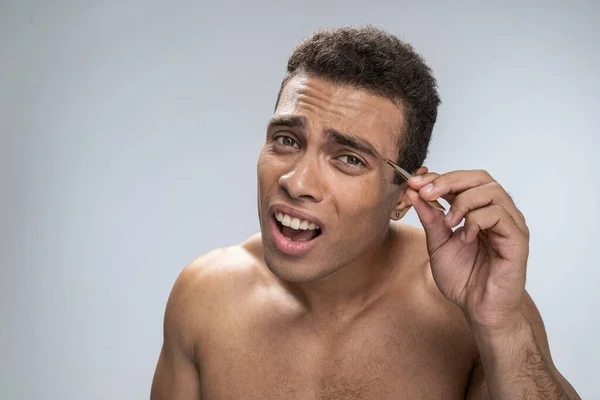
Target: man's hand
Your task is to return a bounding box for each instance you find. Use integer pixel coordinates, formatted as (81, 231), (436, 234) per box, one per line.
(406, 169), (529, 332)
(405, 170), (580, 399)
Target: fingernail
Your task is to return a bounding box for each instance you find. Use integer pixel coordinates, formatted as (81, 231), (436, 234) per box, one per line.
(422, 183), (433, 192)
(444, 210), (453, 222)
(410, 175), (422, 182)
(460, 230), (466, 242)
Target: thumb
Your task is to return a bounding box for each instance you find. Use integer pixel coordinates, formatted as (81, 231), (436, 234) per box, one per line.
(407, 188), (452, 253)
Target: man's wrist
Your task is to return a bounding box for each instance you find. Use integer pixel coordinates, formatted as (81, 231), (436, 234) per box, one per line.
(470, 311), (531, 347)
(469, 312), (572, 399)
(469, 310), (534, 381)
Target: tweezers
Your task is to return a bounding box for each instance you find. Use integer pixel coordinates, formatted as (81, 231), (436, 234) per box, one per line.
(386, 159), (446, 212)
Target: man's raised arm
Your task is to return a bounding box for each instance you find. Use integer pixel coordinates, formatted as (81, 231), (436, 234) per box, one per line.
(404, 169), (581, 400)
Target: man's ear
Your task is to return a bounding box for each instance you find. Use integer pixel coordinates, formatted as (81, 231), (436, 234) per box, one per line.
(390, 165), (429, 221)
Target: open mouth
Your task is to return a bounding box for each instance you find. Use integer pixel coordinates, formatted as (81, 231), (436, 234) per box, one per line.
(274, 212), (322, 242)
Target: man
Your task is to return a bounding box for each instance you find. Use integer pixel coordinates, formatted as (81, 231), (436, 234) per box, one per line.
(151, 26), (580, 399)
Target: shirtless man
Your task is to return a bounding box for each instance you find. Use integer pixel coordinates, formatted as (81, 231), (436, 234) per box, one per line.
(150, 26), (581, 399)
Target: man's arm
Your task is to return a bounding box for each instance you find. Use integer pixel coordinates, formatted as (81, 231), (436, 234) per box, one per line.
(151, 267), (202, 400)
(465, 291), (580, 400)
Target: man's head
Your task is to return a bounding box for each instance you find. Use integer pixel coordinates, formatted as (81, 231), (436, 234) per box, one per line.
(257, 26), (440, 282)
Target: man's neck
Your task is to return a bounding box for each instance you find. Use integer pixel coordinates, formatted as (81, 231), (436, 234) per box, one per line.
(286, 225), (405, 320)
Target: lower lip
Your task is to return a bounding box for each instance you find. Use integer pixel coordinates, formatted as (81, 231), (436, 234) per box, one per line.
(269, 215), (321, 257)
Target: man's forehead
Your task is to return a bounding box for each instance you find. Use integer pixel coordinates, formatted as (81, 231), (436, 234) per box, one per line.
(280, 75), (401, 108)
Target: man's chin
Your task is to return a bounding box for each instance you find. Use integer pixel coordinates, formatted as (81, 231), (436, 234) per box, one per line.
(262, 249), (328, 283)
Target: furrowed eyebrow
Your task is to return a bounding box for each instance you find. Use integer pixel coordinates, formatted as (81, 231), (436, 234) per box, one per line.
(324, 128), (382, 160)
(267, 115), (384, 161)
(267, 114), (308, 131)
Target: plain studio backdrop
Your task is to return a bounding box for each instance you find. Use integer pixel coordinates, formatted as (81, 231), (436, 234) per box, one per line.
(1, 1), (599, 399)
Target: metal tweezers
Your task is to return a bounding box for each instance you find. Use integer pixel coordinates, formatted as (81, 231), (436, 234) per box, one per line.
(386, 159), (446, 212)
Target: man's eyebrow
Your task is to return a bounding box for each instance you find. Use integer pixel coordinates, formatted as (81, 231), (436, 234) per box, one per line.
(267, 115), (384, 160)
(267, 114), (308, 130)
(324, 128), (383, 160)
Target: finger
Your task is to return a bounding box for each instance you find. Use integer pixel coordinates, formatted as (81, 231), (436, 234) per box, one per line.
(408, 173), (459, 205)
(407, 172), (439, 189)
(444, 181), (528, 234)
(461, 204), (524, 245)
(415, 169), (495, 204)
(407, 188), (452, 254)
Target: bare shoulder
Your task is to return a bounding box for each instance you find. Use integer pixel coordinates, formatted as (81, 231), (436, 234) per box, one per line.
(163, 234), (266, 347)
(180, 234), (264, 294)
(151, 235), (267, 399)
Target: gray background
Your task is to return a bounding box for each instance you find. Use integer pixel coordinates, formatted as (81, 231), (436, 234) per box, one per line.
(1, 1), (599, 399)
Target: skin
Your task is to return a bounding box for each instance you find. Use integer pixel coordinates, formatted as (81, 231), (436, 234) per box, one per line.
(151, 74), (581, 399)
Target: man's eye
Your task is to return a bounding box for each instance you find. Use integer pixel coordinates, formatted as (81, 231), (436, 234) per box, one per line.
(338, 155), (364, 167)
(276, 136), (299, 148)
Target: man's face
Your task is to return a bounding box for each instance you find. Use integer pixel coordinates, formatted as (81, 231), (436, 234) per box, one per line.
(257, 74), (407, 282)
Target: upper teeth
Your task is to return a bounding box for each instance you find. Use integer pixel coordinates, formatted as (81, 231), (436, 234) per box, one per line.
(276, 212), (320, 231)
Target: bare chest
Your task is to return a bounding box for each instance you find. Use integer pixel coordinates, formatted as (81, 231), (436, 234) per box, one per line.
(198, 310), (475, 400)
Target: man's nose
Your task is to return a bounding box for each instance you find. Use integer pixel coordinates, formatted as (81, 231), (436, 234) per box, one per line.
(278, 156), (324, 203)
